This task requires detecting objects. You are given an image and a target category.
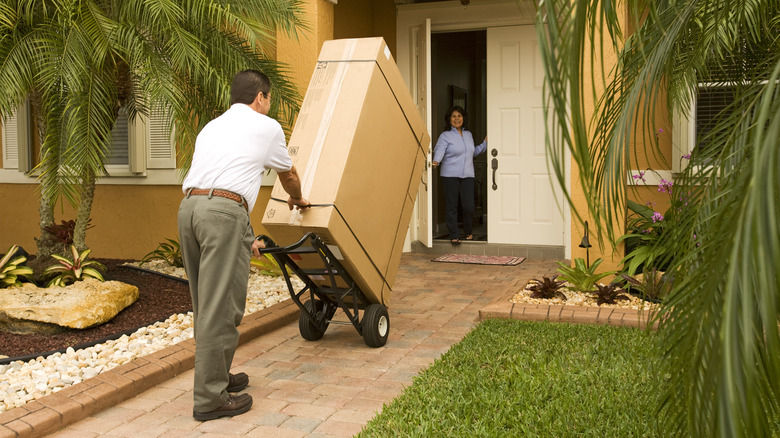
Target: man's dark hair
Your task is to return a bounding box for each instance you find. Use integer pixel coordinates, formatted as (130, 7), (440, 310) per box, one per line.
(230, 69), (271, 105)
(443, 105), (468, 132)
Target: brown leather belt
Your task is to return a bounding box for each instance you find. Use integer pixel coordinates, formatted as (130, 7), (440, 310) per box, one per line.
(187, 189), (248, 211)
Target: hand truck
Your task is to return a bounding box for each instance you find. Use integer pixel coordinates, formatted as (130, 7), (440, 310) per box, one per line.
(257, 232), (389, 348)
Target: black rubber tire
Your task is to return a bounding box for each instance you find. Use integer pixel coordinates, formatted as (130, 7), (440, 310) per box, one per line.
(299, 300), (327, 341)
(362, 304), (389, 348)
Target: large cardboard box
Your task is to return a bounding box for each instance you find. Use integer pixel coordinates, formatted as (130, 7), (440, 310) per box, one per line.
(261, 37), (430, 306)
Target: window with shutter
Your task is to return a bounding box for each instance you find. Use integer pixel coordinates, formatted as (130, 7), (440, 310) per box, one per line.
(694, 85), (736, 164)
(2, 112), (20, 169)
(1, 101), (31, 171)
(105, 105), (176, 175)
(672, 38), (773, 173)
(1, 101), (177, 182)
(146, 107), (176, 169)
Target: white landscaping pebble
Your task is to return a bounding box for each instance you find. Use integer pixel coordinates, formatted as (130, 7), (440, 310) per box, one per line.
(511, 281), (655, 310)
(0, 262), (300, 413)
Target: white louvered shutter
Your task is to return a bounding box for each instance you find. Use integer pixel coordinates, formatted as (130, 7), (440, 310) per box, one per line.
(146, 108), (176, 169)
(2, 111), (19, 169)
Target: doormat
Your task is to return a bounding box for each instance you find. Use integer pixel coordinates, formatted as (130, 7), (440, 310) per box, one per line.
(431, 254), (526, 266)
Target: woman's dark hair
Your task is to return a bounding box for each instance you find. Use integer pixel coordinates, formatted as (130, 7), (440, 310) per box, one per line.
(443, 105), (467, 132)
(230, 69), (271, 105)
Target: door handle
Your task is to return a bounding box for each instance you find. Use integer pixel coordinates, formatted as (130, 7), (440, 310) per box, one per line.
(491, 149), (498, 190)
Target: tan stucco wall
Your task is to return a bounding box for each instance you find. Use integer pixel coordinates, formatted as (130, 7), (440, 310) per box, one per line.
(0, 184), (181, 259)
(277, 0), (334, 97)
(570, 5), (627, 273)
(0, 183), (275, 259)
(0, 183), (39, 253)
(572, 5), (673, 273)
(334, 0), (397, 56)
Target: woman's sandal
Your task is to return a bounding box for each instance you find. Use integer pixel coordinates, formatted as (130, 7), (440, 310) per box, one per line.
(451, 238), (461, 245)
(465, 234), (474, 240)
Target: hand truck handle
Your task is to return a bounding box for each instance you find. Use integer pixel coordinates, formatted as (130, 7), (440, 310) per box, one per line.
(256, 232), (319, 254)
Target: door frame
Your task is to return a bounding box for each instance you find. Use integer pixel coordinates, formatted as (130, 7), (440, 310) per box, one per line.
(397, 0), (571, 258)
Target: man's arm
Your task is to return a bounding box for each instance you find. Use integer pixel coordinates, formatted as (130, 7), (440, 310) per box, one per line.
(277, 166), (310, 210)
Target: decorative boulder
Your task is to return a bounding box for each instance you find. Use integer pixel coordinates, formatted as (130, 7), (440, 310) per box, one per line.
(0, 278), (139, 334)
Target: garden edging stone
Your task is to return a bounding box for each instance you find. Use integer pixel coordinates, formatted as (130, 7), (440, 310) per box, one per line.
(479, 301), (659, 329)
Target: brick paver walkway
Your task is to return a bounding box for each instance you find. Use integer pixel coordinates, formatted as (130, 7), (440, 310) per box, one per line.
(1, 252), (659, 438)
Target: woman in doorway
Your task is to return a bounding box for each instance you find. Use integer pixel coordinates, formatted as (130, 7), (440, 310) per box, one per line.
(431, 105), (487, 244)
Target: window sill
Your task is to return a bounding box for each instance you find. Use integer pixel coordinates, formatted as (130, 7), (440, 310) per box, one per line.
(0, 169), (183, 185)
(1, 168), (280, 186)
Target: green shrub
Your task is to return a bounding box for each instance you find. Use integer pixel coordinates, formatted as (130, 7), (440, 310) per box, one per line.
(140, 238), (183, 268)
(44, 245), (105, 287)
(619, 196), (679, 276)
(0, 245), (33, 288)
(250, 254), (286, 277)
(556, 257), (615, 292)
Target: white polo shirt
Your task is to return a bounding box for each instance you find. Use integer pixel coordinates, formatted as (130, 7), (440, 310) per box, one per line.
(182, 104), (293, 212)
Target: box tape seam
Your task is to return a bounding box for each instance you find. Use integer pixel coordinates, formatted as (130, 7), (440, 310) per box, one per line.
(269, 197), (391, 291)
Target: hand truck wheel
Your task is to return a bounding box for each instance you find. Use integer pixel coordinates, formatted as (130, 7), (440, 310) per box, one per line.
(362, 304), (389, 348)
(299, 299), (327, 341)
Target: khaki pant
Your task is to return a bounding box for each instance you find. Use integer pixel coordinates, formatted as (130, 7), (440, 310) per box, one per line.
(178, 195), (253, 411)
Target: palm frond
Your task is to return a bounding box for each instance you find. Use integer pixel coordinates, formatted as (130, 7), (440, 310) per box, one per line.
(536, 0), (780, 436)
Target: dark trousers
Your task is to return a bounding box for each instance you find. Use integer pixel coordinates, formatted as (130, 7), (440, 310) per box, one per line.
(442, 177), (475, 239)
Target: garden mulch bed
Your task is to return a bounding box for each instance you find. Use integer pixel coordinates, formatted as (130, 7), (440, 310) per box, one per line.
(0, 259), (191, 359)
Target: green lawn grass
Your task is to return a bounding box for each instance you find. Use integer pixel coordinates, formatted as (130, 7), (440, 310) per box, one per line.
(358, 319), (662, 438)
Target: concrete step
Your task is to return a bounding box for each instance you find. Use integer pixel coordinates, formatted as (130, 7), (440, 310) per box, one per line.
(411, 240), (565, 260)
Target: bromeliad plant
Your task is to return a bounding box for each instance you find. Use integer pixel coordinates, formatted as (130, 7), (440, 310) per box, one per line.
(44, 219), (94, 246)
(140, 238), (183, 268)
(591, 282), (630, 306)
(556, 258), (615, 293)
(44, 245), (105, 287)
(0, 245), (34, 288)
(621, 269), (672, 302)
(527, 275), (567, 300)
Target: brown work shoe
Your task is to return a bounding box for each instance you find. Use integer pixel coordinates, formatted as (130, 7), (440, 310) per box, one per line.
(227, 372), (249, 392)
(193, 393), (253, 421)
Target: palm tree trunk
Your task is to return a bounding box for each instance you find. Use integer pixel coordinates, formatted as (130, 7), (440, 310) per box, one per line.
(30, 91), (64, 259)
(35, 195), (63, 258)
(73, 170), (96, 252)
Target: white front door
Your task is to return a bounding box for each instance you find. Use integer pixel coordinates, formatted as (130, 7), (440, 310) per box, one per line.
(487, 25), (564, 245)
(413, 19), (433, 247)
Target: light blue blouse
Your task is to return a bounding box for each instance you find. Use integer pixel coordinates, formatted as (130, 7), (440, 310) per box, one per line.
(432, 126), (487, 178)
